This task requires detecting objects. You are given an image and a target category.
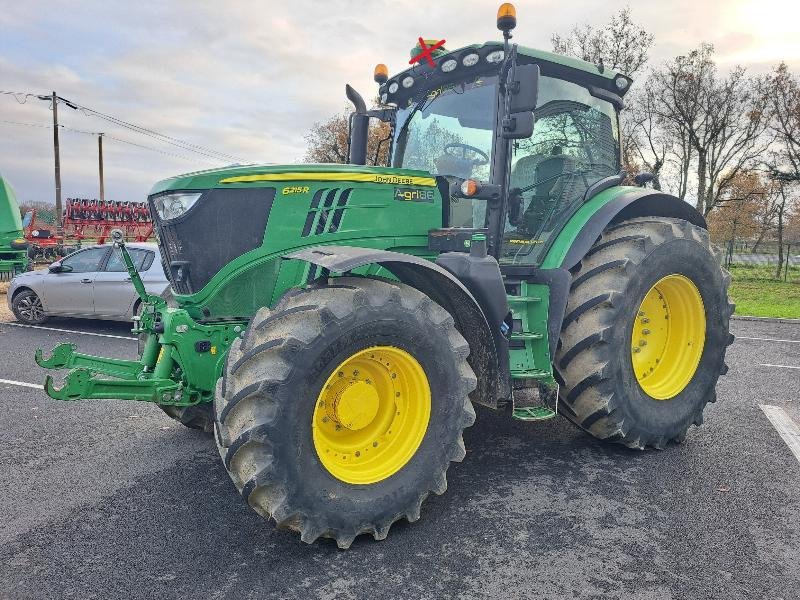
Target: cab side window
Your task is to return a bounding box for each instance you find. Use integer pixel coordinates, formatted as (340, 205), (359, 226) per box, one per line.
(502, 75), (620, 265)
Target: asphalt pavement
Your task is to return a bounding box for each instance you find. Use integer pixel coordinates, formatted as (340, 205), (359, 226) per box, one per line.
(0, 317), (798, 600)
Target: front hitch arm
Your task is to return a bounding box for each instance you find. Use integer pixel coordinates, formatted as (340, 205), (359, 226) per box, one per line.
(35, 343), (144, 379)
(44, 369), (181, 403)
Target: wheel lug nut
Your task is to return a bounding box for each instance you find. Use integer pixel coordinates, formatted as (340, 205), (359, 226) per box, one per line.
(641, 317), (650, 323)
(632, 347), (641, 353)
(639, 340), (647, 346)
(643, 329), (651, 335)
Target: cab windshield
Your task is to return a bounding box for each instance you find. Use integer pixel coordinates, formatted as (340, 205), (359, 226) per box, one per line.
(392, 74), (497, 188)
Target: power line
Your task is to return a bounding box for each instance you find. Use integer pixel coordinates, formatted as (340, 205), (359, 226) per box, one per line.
(0, 89), (247, 164)
(0, 119), (217, 164)
(67, 98), (246, 163)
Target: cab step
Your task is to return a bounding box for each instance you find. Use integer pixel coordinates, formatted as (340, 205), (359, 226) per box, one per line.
(510, 332), (544, 341)
(507, 296), (541, 304)
(512, 406), (557, 421)
(510, 369), (551, 379)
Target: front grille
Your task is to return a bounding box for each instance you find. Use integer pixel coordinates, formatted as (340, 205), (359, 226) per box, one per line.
(300, 188), (353, 237)
(151, 187), (275, 294)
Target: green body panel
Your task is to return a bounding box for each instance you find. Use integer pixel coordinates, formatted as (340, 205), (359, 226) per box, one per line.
(539, 185), (635, 269)
(0, 174), (28, 275)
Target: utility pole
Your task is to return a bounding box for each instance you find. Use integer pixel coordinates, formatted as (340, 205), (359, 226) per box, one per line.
(98, 133), (105, 202)
(51, 91), (62, 231)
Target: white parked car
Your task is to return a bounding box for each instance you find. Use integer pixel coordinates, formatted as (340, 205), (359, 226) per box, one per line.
(8, 243), (169, 324)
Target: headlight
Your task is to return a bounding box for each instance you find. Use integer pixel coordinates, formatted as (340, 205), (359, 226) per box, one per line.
(388, 81), (399, 94)
(152, 192), (202, 220)
(486, 50), (505, 63)
(441, 58), (457, 73)
(380, 93), (388, 104)
(462, 53), (480, 67)
(402, 76), (414, 89)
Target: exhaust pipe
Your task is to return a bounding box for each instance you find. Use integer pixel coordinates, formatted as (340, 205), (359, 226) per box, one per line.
(346, 84), (369, 165)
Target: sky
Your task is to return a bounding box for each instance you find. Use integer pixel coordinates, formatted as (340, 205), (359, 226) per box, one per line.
(1, 0), (799, 205)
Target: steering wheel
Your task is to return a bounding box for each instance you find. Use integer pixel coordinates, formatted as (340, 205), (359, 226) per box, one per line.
(444, 143), (489, 167)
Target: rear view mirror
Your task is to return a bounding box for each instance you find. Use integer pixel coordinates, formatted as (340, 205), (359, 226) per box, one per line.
(502, 111), (534, 139)
(508, 64), (539, 114)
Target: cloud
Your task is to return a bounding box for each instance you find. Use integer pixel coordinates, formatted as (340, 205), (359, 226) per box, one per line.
(1, 0), (798, 204)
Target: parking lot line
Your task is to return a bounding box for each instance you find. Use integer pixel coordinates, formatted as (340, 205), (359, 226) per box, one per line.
(760, 363), (800, 370)
(760, 405), (800, 464)
(2, 322), (136, 341)
(736, 336), (800, 344)
(0, 378), (42, 390)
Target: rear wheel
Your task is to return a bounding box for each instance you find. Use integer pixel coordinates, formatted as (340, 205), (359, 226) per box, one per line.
(11, 289), (47, 324)
(214, 277), (476, 548)
(555, 217), (734, 449)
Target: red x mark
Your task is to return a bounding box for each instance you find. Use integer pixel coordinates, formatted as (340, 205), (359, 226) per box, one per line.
(409, 37), (447, 68)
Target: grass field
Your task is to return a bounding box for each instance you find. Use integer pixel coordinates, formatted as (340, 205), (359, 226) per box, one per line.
(727, 264), (800, 319)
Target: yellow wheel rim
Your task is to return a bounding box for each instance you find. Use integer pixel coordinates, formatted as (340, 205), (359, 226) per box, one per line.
(631, 274), (706, 400)
(312, 346), (431, 484)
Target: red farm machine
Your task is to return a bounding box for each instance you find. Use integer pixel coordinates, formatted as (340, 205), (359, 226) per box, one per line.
(24, 198), (153, 262)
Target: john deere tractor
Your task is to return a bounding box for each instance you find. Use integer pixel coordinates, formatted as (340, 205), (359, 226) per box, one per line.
(36, 4), (733, 548)
(0, 175), (29, 281)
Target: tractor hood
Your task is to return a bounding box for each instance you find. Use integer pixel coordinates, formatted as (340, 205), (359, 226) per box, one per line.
(149, 164), (436, 195)
(147, 163), (443, 310)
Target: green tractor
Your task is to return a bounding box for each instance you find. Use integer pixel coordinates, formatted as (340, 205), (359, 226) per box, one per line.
(0, 175), (29, 281)
(36, 4), (733, 548)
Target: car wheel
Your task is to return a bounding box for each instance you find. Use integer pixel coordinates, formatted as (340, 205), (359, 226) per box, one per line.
(12, 289), (48, 325)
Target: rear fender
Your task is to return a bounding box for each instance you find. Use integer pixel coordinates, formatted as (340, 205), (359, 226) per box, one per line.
(535, 187), (708, 354)
(285, 246), (507, 408)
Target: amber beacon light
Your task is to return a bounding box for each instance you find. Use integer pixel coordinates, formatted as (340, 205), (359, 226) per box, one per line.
(497, 3), (517, 32)
(374, 63), (389, 84)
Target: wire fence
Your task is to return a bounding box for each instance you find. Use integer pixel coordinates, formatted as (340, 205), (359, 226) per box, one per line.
(720, 240), (800, 283)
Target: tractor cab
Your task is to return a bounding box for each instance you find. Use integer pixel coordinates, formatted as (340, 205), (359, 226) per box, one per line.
(355, 11), (630, 267)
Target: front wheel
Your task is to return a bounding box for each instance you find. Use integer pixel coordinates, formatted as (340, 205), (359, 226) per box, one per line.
(214, 277), (476, 548)
(555, 217), (734, 449)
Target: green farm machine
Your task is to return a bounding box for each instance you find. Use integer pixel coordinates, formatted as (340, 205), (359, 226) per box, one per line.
(0, 175), (29, 280)
(36, 4), (733, 547)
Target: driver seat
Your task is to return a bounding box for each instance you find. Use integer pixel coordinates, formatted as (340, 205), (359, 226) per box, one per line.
(521, 149), (576, 235)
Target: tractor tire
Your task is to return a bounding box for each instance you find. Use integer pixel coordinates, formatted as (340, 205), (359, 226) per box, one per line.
(214, 277), (476, 548)
(11, 289), (48, 325)
(138, 286), (214, 433)
(555, 217), (734, 450)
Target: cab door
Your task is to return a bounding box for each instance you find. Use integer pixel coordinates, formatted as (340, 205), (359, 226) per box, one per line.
(42, 246), (109, 316)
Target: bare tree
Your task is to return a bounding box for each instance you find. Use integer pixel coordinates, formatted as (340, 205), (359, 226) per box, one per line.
(653, 45), (769, 214)
(551, 7), (654, 76)
(706, 170), (763, 245)
(304, 109), (391, 165)
(765, 62), (800, 181)
(623, 83), (671, 189)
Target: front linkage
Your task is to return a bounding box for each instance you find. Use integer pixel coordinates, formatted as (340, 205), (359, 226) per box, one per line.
(36, 229), (244, 406)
